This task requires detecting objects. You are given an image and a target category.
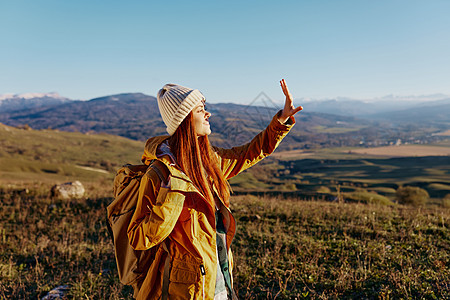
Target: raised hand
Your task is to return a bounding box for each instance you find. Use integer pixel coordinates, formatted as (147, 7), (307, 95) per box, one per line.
(278, 79), (303, 123)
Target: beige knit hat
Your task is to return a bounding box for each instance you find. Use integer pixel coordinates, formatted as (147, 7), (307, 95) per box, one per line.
(157, 83), (205, 135)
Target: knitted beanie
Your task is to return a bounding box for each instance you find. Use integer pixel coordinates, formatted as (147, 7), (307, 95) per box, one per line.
(157, 83), (205, 135)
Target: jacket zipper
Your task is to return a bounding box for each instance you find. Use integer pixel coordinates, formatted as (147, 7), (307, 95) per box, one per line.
(173, 170), (213, 300)
(200, 264), (206, 300)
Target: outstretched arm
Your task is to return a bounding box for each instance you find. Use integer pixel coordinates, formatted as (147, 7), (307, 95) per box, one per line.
(278, 79), (303, 124)
(214, 79), (300, 180)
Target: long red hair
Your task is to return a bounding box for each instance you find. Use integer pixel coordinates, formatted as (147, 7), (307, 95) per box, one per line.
(169, 112), (230, 207)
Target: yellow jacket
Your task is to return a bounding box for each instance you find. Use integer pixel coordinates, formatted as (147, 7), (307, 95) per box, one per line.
(127, 112), (295, 299)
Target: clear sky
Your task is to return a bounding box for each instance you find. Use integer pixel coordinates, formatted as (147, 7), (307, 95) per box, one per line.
(1, 0), (449, 103)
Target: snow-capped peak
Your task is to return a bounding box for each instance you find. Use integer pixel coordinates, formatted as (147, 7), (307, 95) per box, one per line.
(0, 92), (66, 101)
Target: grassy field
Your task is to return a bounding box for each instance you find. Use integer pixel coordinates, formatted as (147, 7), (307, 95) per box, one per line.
(232, 141), (450, 205)
(0, 123), (143, 190)
(0, 124), (449, 298)
(311, 125), (367, 134)
(0, 188), (448, 299)
(348, 144), (450, 157)
(272, 140), (450, 159)
(2, 123), (449, 204)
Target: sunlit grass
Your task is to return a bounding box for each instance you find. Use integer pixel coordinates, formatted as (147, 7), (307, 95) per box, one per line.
(0, 188), (448, 299)
(0, 125), (143, 185)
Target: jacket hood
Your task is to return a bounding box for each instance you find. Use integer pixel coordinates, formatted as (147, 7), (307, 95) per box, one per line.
(141, 135), (170, 165)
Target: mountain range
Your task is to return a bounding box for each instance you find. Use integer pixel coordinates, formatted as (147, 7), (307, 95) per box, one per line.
(299, 95), (450, 122)
(0, 93), (71, 112)
(0, 92), (448, 149)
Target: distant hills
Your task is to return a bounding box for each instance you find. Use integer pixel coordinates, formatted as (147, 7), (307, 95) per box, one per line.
(0, 92), (72, 112)
(0, 92), (448, 150)
(0, 92), (373, 149)
(368, 98), (450, 124)
(0, 93), (166, 140)
(300, 95), (450, 125)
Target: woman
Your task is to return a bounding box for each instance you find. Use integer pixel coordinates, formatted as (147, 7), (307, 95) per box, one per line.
(128, 80), (302, 299)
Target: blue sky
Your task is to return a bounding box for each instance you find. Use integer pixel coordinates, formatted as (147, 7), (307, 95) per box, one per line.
(1, 0), (449, 103)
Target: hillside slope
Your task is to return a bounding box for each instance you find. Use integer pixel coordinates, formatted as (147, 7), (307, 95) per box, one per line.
(0, 123), (144, 186)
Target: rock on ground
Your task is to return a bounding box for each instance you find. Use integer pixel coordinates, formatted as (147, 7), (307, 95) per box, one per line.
(50, 181), (85, 199)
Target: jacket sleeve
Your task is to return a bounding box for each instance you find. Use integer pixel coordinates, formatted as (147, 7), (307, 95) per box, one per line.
(127, 168), (183, 250)
(213, 111), (295, 180)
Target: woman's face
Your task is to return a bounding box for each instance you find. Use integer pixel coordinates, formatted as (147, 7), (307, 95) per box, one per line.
(192, 101), (211, 137)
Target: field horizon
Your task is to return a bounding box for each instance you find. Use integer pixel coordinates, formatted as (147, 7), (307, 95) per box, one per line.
(0, 121), (449, 298)
(1, 123), (449, 204)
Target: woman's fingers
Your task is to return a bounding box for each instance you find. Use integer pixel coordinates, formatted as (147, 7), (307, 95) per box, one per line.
(280, 79), (285, 93)
(279, 79), (303, 119)
(280, 79), (292, 100)
(280, 79), (288, 94)
(293, 105), (303, 114)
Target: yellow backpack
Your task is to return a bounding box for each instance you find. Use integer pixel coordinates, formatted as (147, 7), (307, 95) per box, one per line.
(107, 160), (169, 296)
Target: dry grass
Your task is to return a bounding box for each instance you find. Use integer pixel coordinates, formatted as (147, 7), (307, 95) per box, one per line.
(0, 187), (448, 299)
(231, 195), (449, 299)
(271, 149), (316, 159)
(348, 145), (450, 157)
(433, 129), (450, 136)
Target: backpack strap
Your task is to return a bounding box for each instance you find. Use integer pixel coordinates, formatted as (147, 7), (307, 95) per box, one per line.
(149, 159), (170, 187)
